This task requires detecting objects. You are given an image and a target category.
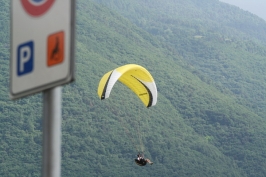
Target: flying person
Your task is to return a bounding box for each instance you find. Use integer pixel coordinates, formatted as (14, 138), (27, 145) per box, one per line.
(97, 64), (157, 166)
(135, 153), (153, 166)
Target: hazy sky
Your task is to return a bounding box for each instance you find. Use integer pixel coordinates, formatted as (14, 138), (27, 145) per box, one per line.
(219, 0), (266, 21)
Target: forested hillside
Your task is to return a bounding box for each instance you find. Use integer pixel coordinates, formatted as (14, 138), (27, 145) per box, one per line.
(92, 0), (266, 117)
(1, 0), (266, 176)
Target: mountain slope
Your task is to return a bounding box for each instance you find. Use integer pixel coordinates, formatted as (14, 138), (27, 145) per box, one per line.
(86, 0), (266, 176)
(1, 0), (266, 176)
(92, 0), (266, 118)
(68, 1), (248, 176)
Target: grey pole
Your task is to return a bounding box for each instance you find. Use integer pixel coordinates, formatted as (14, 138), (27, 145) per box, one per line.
(42, 86), (62, 177)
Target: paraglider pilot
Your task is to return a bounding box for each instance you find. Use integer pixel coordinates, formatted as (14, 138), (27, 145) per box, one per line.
(135, 153), (153, 166)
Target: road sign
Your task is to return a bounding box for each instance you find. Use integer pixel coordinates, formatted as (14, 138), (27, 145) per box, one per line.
(10, 0), (75, 99)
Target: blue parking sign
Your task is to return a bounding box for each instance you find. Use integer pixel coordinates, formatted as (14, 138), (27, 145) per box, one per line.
(17, 41), (34, 76)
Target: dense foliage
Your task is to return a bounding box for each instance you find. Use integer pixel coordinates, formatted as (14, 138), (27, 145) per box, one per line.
(1, 0), (266, 176)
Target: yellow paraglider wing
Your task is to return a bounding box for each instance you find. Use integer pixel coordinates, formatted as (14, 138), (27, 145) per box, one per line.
(97, 64), (157, 107)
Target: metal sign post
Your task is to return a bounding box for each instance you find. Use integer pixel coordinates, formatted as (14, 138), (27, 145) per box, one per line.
(43, 86), (62, 177)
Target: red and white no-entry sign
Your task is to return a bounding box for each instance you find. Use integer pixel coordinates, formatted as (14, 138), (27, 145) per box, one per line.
(20, 0), (55, 16)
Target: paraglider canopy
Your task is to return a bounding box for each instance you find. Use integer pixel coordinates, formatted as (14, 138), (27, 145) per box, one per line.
(97, 64), (157, 107)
